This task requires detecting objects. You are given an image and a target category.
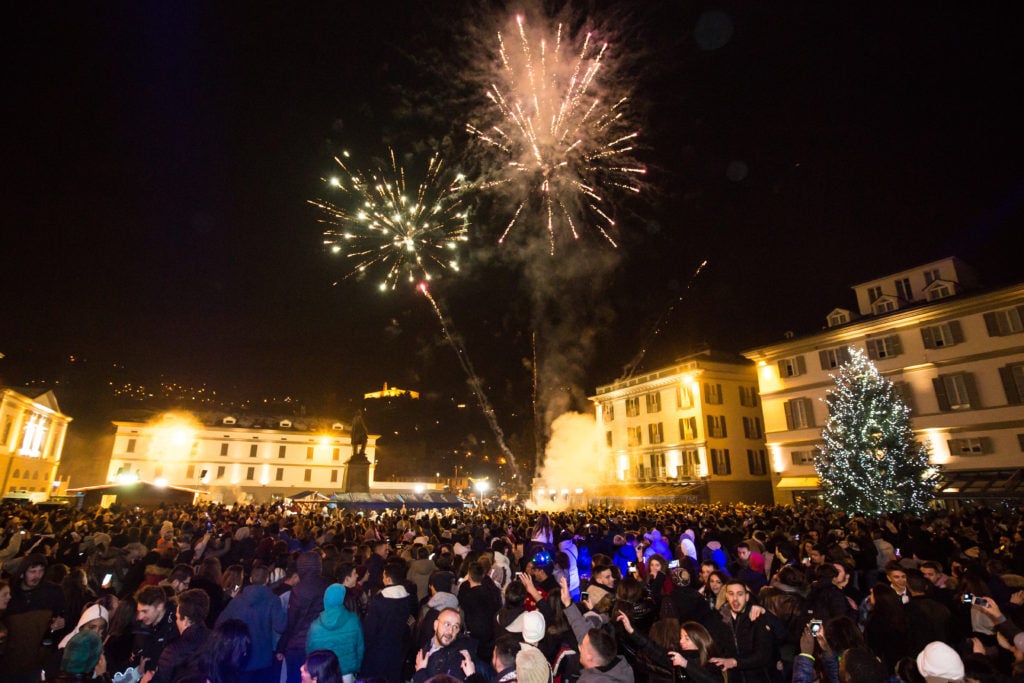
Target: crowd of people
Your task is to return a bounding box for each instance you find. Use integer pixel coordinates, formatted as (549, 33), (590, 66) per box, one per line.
(3, 498), (1024, 683)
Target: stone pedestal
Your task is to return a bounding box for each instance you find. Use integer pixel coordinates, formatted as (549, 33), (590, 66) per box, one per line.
(344, 455), (370, 493)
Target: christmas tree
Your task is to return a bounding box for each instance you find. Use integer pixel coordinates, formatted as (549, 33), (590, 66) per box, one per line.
(816, 347), (935, 515)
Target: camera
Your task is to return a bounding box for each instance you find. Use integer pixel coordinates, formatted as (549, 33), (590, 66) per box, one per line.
(962, 593), (988, 606)
(809, 619), (823, 636)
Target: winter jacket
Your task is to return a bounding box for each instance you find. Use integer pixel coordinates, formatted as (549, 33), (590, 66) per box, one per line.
(277, 552), (330, 654)
(307, 584), (364, 676)
(458, 581), (503, 659)
(362, 585), (414, 683)
(412, 634), (482, 683)
(217, 583), (287, 671)
(152, 622), (212, 683)
(791, 653), (839, 683)
(715, 603), (777, 683)
(577, 656), (635, 683)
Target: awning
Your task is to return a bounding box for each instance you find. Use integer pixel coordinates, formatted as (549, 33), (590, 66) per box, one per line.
(776, 477), (820, 489)
(935, 468), (1024, 499)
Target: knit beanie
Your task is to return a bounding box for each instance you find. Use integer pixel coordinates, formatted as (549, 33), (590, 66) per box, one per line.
(916, 641), (964, 680)
(516, 646), (552, 683)
(61, 631), (103, 674)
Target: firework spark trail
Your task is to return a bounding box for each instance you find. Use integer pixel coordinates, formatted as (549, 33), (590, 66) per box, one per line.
(468, 14), (644, 253)
(418, 283), (519, 475)
(310, 149), (470, 291)
(619, 259), (709, 381)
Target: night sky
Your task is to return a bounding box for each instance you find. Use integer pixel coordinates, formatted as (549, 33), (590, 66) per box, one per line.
(3, 2), (1022, 427)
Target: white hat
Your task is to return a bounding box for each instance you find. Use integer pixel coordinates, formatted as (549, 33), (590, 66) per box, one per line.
(508, 610), (546, 644)
(58, 604), (109, 649)
(916, 641), (964, 680)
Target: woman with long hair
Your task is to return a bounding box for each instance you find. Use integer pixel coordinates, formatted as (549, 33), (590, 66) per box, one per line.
(200, 619), (251, 683)
(699, 570), (728, 611)
(301, 650), (344, 683)
(638, 553), (674, 611)
(617, 611), (723, 683)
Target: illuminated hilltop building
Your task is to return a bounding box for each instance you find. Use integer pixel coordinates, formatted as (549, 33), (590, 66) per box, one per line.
(590, 349), (773, 504)
(0, 387), (72, 501)
(105, 411), (378, 503)
(364, 382), (419, 400)
(743, 257), (1024, 505)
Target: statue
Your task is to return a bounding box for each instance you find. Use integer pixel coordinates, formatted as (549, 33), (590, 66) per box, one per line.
(345, 409), (370, 493)
(350, 409), (368, 458)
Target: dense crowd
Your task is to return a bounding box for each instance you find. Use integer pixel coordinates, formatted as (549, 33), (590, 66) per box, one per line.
(3, 499), (1024, 683)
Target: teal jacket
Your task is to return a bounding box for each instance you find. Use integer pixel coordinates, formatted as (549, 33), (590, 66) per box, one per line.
(307, 584), (365, 675)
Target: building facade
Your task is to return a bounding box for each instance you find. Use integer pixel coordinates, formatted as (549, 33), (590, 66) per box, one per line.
(106, 411), (378, 503)
(1, 387), (72, 500)
(742, 257), (1024, 504)
(590, 350), (773, 503)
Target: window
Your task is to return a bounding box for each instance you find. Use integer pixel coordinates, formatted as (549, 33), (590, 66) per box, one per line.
(306, 446), (314, 460)
(605, 431), (613, 447)
(707, 415), (727, 438)
(220, 443), (229, 456)
(703, 383), (723, 404)
(649, 452), (666, 479)
(921, 321), (964, 349)
(778, 356), (807, 377)
(648, 423), (664, 444)
(625, 397), (640, 417)
(984, 307), (1024, 336)
(278, 445), (287, 459)
(784, 398), (816, 429)
(646, 392), (662, 413)
(276, 467), (284, 481)
(627, 426), (643, 447)
(604, 403), (614, 421)
(873, 299), (897, 314)
(126, 438), (136, 453)
(893, 381), (916, 413)
(304, 469), (312, 482)
(186, 465), (195, 479)
(2, 417), (12, 445)
(11, 469), (19, 479)
(332, 447), (341, 461)
(676, 385), (692, 408)
(866, 335), (903, 360)
(895, 277), (912, 301)
(924, 268), (940, 285)
(791, 450), (818, 466)
(739, 386), (759, 407)
(217, 466), (226, 479)
(246, 466), (255, 481)
(679, 417), (698, 440)
(867, 286), (882, 303)
(742, 416), (764, 439)
(828, 312), (849, 327)
(819, 347), (852, 370)
(331, 470), (339, 483)
(747, 449), (768, 475)
(249, 444), (258, 458)
(711, 449), (731, 475)
(1000, 363), (1024, 405)
(928, 284), (953, 301)
(947, 437), (989, 455)
(934, 373), (979, 411)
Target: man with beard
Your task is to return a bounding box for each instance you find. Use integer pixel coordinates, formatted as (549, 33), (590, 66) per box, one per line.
(412, 607), (481, 682)
(0, 553), (67, 683)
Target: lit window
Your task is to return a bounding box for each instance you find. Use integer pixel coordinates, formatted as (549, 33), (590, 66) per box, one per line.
(648, 423), (664, 444)
(646, 392), (662, 413)
(625, 397), (640, 417)
(778, 356), (806, 377)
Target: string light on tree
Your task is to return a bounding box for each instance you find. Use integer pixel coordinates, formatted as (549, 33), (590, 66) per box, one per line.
(815, 347), (936, 515)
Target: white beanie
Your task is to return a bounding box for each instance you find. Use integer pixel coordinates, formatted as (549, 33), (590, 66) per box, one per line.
(916, 641), (964, 680)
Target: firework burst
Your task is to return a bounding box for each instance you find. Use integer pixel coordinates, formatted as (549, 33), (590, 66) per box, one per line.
(310, 149), (470, 291)
(467, 14), (644, 253)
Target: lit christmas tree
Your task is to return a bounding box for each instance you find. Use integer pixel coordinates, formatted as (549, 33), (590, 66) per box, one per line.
(816, 347), (935, 515)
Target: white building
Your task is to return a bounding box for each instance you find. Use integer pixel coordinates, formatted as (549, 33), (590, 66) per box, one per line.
(742, 257), (1024, 504)
(1, 387), (72, 501)
(590, 350), (773, 503)
(106, 411), (378, 503)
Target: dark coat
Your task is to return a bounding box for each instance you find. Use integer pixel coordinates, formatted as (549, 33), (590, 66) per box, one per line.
(715, 604), (778, 683)
(458, 581), (503, 660)
(412, 634), (481, 683)
(152, 622), (213, 683)
(217, 584), (286, 670)
(278, 571), (330, 654)
(361, 588), (414, 683)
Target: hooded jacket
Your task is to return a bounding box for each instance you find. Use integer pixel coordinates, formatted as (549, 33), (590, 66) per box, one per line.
(217, 583), (287, 670)
(362, 584), (414, 683)
(277, 551), (330, 654)
(307, 584), (364, 676)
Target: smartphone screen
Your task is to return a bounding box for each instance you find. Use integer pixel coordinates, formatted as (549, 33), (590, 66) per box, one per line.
(102, 574), (113, 587)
